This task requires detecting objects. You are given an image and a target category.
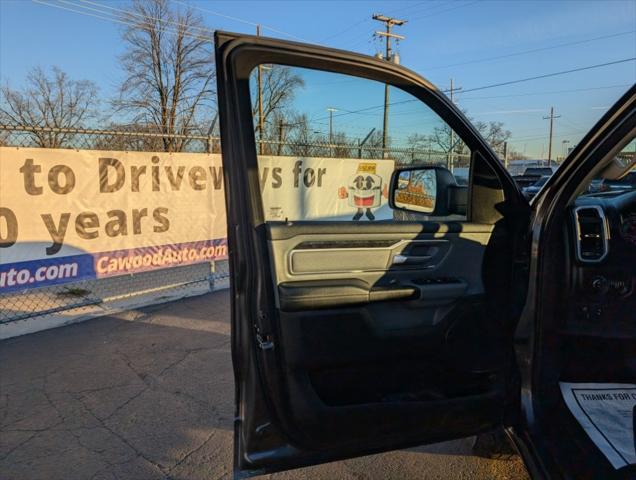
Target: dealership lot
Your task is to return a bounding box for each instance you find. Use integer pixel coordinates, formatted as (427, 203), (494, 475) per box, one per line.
(0, 290), (529, 480)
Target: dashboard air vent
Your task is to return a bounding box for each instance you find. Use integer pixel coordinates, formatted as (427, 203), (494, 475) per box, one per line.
(574, 206), (609, 263)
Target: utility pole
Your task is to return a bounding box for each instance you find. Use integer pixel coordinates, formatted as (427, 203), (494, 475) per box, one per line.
(543, 106), (561, 166)
(327, 107), (337, 156)
(327, 108), (337, 144)
(503, 141), (508, 170)
(447, 78), (461, 171)
(256, 25), (265, 155)
(277, 117), (284, 156)
(206, 113), (219, 153)
(274, 118), (294, 156)
(372, 14), (406, 156)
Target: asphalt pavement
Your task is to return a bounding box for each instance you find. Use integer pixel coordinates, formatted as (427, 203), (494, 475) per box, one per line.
(0, 290), (530, 480)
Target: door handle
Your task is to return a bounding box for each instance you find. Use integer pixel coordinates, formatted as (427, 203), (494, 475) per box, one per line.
(392, 254), (432, 266)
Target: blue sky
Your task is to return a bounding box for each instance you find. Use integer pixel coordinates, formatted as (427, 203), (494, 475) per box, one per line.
(1, 0), (635, 157)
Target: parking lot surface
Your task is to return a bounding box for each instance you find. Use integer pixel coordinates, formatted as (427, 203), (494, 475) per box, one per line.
(0, 290), (529, 480)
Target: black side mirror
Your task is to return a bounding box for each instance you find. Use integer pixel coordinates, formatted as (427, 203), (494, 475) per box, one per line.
(389, 166), (467, 217)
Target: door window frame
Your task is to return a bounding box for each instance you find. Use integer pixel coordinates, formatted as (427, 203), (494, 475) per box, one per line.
(217, 32), (532, 477)
(218, 35), (523, 227)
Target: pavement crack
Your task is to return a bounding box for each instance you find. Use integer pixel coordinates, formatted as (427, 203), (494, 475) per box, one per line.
(157, 351), (193, 377)
(70, 389), (169, 475)
(101, 386), (149, 421)
(0, 432), (39, 462)
(0, 394), (8, 424)
(116, 350), (152, 386)
(157, 347), (209, 377)
(167, 430), (217, 473)
(70, 382), (139, 395)
(2, 422), (64, 433)
(42, 388), (67, 425)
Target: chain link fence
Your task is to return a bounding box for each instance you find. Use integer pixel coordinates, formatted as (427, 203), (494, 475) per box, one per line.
(0, 124), (218, 153)
(0, 124), (468, 325)
(0, 124), (469, 166)
(0, 262), (229, 324)
(0, 125), (229, 326)
(257, 138), (470, 169)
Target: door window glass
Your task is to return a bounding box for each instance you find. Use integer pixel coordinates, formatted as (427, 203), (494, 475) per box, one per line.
(250, 64), (470, 222)
(581, 138), (636, 197)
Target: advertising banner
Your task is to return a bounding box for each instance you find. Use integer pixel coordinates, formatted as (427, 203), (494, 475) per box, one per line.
(0, 147), (227, 293)
(1, 148), (395, 292)
(259, 156), (395, 222)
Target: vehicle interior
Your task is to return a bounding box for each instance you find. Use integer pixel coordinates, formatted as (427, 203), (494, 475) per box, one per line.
(521, 131), (635, 479)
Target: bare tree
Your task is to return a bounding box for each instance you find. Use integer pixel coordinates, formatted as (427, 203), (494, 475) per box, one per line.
(332, 132), (354, 158)
(428, 114), (511, 166)
(252, 65), (304, 138)
(260, 111), (293, 156)
(473, 120), (511, 154)
(114, 0), (215, 152)
(406, 133), (431, 151)
(285, 113), (315, 157)
(0, 66), (98, 147)
(91, 123), (169, 152)
(429, 123), (468, 156)
(360, 130), (385, 159)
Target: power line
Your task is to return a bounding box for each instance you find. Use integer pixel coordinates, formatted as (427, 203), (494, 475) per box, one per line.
(460, 57), (636, 94)
(560, 115), (589, 132)
(341, 30), (382, 51)
(382, 1), (452, 22)
(172, 0), (309, 42)
(329, 7), (415, 47)
(425, 30), (636, 71)
(305, 58), (636, 124)
(33, 0), (213, 41)
(341, 3), (442, 51)
(78, 0), (216, 35)
(340, 84), (632, 118)
(45, 0), (632, 137)
(341, 1), (475, 51)
(386, 1), (429, 16)
(458, 84), (632, 101)
(34, 0), (142, 27)
(320, 18), (370, 43)
(409, 0), (480, 21)
(508, 130), (586, 143)
(503, 123), (586, 140)
(472, 108), (545, 116)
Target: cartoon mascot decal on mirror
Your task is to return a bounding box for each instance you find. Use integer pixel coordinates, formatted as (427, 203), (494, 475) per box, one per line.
(338, 162), (388, 221)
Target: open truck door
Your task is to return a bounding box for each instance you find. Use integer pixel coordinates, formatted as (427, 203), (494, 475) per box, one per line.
(215, 31), (532, 477)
